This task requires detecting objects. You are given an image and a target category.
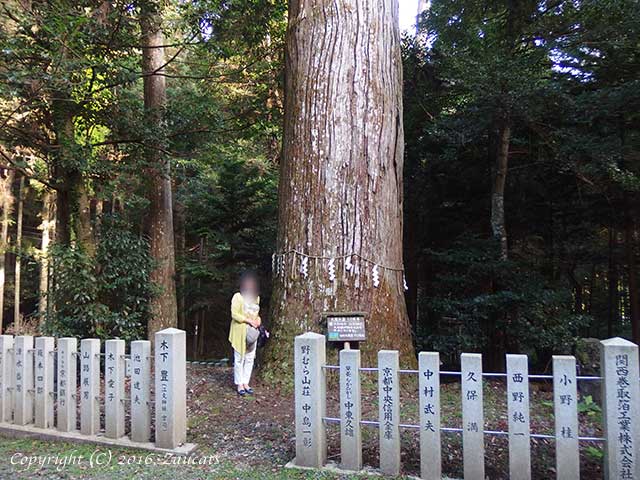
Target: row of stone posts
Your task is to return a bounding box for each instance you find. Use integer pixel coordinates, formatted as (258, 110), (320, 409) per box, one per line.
(0, 328), (186, 450)
(294, 332), (640, 480)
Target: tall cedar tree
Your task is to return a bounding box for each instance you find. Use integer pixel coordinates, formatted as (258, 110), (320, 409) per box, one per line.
(264, 0), (415, 377)
(140, 0), (178, 339)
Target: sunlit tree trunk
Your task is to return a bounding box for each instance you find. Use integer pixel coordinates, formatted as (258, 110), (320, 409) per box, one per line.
(13, 175), (24, 331)
(38, 189), (55, 322)
(491, 116), (510, 261)
(265, 0), (415, 374)
(141, 0), (178, 340)
(0, 168), (15, 332)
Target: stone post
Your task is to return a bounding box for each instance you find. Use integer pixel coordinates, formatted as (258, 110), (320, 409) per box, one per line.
(155, 328), (187, 449)
(80, 339), (101, 435)
(14, 335), (33, 425)
(419, 352), (441, 480)
(553, 355), (579, 480)
(294, 332), (326, 468)
(378, 350), (400, 476)
(57, 337), (77, 432)
(601, 337), (640, 480)
(506, 354), (531, 480)
(461, 353), (484, 480)
(339, 348), (361, 471)
(0, 335), (14, 423)
(131, 340), (151, 442)
(105, 339), (125, 438)
(34, 337), (54, 429)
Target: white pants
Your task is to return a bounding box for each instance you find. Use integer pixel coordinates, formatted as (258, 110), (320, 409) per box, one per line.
(234, 345), (256, 386)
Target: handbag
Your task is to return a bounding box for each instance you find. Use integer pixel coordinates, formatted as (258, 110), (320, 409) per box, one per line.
(246, 325), (260, 347)
(257, 325), (270, 348)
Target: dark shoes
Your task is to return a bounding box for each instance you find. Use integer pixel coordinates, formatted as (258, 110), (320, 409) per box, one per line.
(245, 387), (254, 395)
(236, 387), (254, 396)
(237, 389), (246, 396)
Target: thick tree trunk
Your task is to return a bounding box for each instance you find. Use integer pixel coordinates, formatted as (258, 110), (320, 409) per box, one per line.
(264, 0), (415, 375)
(78, 182), (95, 256)
(14, 175), (24, 331)
(0, 168), (15, 332)
(38, 189), (55, 322)
(491, 117), (510, 261)
(141, 1), (178, 340)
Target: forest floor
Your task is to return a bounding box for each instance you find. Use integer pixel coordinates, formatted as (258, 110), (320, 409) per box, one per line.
(0, 365), (604, 479)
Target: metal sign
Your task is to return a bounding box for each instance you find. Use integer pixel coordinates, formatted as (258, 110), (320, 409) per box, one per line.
(324, 312), (366, 342)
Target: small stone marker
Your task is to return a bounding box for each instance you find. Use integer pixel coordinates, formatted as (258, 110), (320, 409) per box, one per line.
(57, 337), (77, 432)
(0, 335), (14, 422)
(131, 340), (151, 442)
(378, 350), (400, 476)
(461, 353), (484, 480)
(601, 337), (640, 480)
(34, 336), (54, 429)
(553, 355), (579, 480)
(155, 328), (187, 449)
(80, 339), (100, 435)
(419, 352), (441, 480)
(506, 354), (531, 480)
(105, 339), (125, 438)
(13, 335), (33, 425)
(294, 332), (326, 468)
(339, 348), (362, 471)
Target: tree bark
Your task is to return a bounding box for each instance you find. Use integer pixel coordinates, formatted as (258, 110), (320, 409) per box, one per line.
(491, 116), (510, 261)
(13, 175), (24, 331)
(0, 168), (15, 332)
(264, 0), (415, 375)
(38, 189), (55, 323)
(141, 0), (178, 340)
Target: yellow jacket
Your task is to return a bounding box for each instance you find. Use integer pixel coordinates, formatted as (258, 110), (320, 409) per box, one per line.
(229, 292), (260, 356)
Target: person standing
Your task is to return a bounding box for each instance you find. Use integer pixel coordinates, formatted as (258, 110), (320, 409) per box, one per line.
(229, 271), (261, 396)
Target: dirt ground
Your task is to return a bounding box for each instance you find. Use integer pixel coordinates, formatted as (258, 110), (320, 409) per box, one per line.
(186, 364), (604, 480)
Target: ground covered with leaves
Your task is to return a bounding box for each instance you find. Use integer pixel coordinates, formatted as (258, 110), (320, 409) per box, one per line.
(0, 365), (604, 479)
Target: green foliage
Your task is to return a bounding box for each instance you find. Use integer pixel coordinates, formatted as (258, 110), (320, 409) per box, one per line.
(43, 216), (154, 341)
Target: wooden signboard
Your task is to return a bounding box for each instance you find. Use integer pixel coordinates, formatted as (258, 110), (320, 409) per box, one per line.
(324, 312), (367, 343)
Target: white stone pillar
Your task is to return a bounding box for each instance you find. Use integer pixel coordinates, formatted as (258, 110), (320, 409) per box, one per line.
(34, 337), (54, 429)
(461, 352), (484, 480)
(0, 335), (14, 423)
(553, 355), (579, 480)
(131, 340), (151, 442)
(80, 339), (100, 435)
(601, 337), (640, 480)
(14, 335), (33, 425)
(57, 337), (77, 432)
(506, 354), (531, 480)
(340, 348), (361, 471)
(105, 339), (125, 438)
(155, 328), (187, 449)
(294, 332), (326, 468)
(419, 352), (441, 480)
(378, 350), (400, 476)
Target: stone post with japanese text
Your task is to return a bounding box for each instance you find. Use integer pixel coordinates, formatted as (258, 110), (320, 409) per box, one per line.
(0, 335), (13, 422)
(553, 355), (579, 479)
(80, 339), (100, 435)
(13, 335), (33, 425)
(378, 350), (400, 476)
(601, 337), (640, 480)
(105, 339), (125, 438)
(131, 340), (151, 442)
(34, 336), (54, 429)
(155, 328), (187, 449)
(57, 337), (77, 432)
(340, 348), (361, 471)
(294, 332), (326, 468)
(419, 352), (441, 480)
(461, 353), (484, 480)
